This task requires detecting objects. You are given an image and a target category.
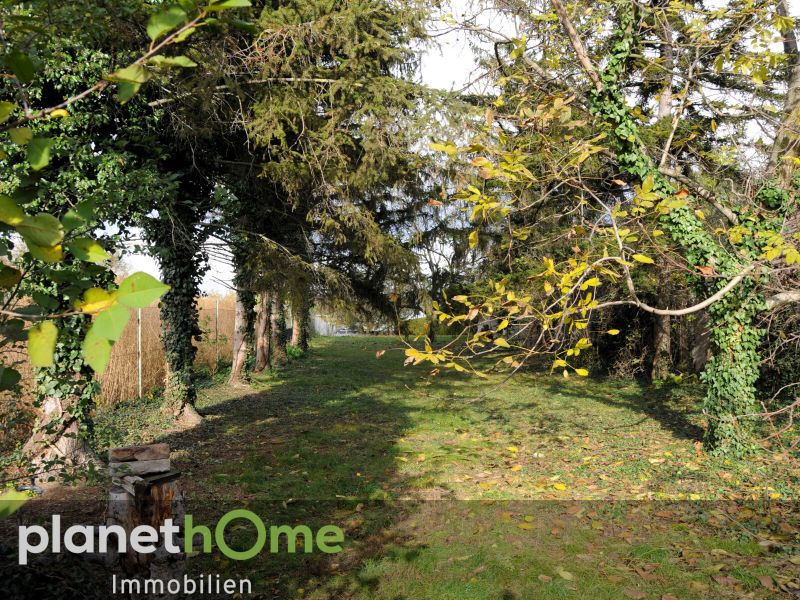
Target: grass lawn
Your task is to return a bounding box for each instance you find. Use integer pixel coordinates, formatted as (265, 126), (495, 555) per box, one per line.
(13, 336), (800, 598)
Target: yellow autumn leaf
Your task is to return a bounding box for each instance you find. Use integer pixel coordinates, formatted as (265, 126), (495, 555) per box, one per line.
(632, 254), (654, 264)
(494, 337), (511, 348)
(76, 288), (118, 313)
(553, 482), (567, 491)
(469, 230), (479, 249)
(607, 329), (620, 335)
(575, 368), (589, 376)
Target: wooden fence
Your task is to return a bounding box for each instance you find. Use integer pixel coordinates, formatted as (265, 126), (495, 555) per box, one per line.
(3, 297), (236, 404)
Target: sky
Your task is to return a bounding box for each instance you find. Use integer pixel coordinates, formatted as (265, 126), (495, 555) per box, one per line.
(122, 0), (800, 294)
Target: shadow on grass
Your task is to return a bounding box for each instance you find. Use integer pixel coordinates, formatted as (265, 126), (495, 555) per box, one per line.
(533, 377), (706, 442)
(149, 337), (432, 599)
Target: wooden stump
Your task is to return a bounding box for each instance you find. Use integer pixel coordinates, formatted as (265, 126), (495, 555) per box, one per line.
(106, 444), (186, 599)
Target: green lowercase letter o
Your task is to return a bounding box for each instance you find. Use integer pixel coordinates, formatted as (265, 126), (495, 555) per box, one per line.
(215, 509), (266, 560)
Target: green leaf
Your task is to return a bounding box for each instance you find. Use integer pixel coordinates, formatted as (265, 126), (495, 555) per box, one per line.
(147, 5), (187, 41)
(17, 213), (63, 246)
(0, 366), (21, 391)
(0, 194), (25, 226)
(172, 26), (196, 43)
(0, 101), (16, 123)
(105, 64), (150, 84)
(117, 272), (170, 308)
(75, 199), (96, 221)
(632, 254), (654, 264)
(5, 50), (36, 84)
(207, 0), (252, 11)
(67, 237), (110, 263)
(28, 320), (58, 367)
(93, 303), (130, 341)
(148, 54), (198, 68)
(62, 209), (86, 232)
(0, 265), (22, 288)
(115, 81), (142, 103)
(82, 326), (112, 373)
(0, 490), (29, 519)
(9, 126), (32, 145)
(27, 242), (63, 263)
(32, 290), (58, 310)
(27, 137), (53, 170)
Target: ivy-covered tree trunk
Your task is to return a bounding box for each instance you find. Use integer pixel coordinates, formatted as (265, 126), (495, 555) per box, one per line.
(148, 196), (208, 426)
(254, 290), (271, 371)
(23, 315), (99, 474)
(701, 289), (764, 452)
(269, 288), (288, 367)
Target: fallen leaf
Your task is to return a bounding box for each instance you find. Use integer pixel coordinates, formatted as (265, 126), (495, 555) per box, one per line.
(538, 574), (552, 583)
(661, 595), (678, 600)
(758, 575), (775, 591)
(375, 350), (386, 358)
(557, 569), (574, 581)
(623, 590), (646, 600)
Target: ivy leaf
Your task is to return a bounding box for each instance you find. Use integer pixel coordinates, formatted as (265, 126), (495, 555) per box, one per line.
(92, 304), (130, 341)
(0, 101), (16, 123)
(67, 237), (110, 263)
(206, 0), (252, 11)
(17, 213), (64, 246)
(117, 272), (170, 308)
(9, 127), (32, 145)
(82, 326), (112, 373)
(148, 55), (197, 68)
(0, 194), (25, 225)
(27, 137), (53, 170)
(5, 50), (36, 83)
(632, 254), (654, 264)
(147, 5), (187, 41)
(0, 366), (21, 391)
(28, 320), (58, 367)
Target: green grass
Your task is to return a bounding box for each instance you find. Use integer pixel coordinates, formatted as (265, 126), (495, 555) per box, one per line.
(93, 336), (799, 599)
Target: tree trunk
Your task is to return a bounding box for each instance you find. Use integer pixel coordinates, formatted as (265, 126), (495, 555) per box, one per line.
(650, 273), (672, 380)
(269, 289), (288, 367)
(229, 294), (250, 383)
(770, 0), (800, 189)
(22, 393), (98, 478)
(290, 294), (311, 351)
(649, 12), (674, 382)
(254, 290), (271, 371)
